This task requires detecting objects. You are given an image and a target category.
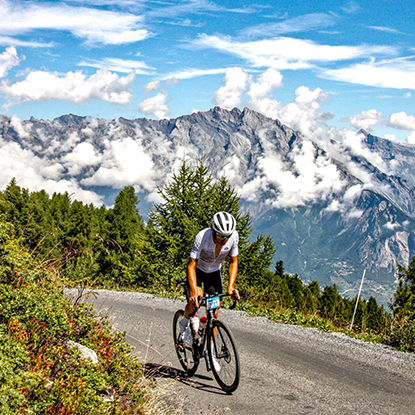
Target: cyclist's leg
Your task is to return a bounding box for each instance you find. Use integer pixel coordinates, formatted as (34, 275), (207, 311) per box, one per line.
(184, 270), (204, 319)
(202, 271), (225, 373)
(203, 270), (223, 319)
(184, 287), (203, 319)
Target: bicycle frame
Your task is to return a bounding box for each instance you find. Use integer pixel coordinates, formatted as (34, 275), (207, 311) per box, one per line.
(191, 293), (227, 368)
(174, 277), (241, 393)
(176, 277), (236, 369)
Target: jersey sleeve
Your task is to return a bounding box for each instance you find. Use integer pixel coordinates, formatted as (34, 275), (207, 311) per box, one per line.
(230, 231), (239, 257)
(189, 229), (205, 259)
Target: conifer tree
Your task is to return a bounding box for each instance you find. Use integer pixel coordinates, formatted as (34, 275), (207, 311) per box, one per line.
(145, 159), (275, 289)
(392, 259), (415, 320)
(109, 186), (143, 252)
(96, 186), (144, 286)
(320, 284), (343, 321)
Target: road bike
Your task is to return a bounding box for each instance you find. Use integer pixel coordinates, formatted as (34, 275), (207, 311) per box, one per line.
(173, 278), (241, 393)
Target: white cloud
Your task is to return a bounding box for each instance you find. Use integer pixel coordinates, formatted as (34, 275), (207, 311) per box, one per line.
(138, 92), (169, 119)
(9, 115), (31, 138)
(248, 69), (283, 100)
(0, 68), (135, 104)
(211, 68), (333, 138)
(163, 67), (226, 80)
(368, 26), (405, 35)
(341, 129), (390, 174)
(406, 131), (415, 144)
(0, 139), (102, 205)
(0, 0), (150, 46)
(81, 137), (156, 190)
(325, 184), (363, 216)
(242, 13), (337, 38)
(78, 58), (154, 75)
(219, 155), (242, 184)
(213, 67), (251, 109)
(276, 86), (331, 137)
(383, 221), (401, 230)
(384, 134), (397, 142)
(0, 46), (20, 78)
(0, 36), (53, 48)
(143, 80), (161, 94)
(195, 34), (395, 70)
(346, 109), (383, 130)
(344, 184), (363, 202)
(324, 59), (415, 89)
(61, 142), (102, 175)
(76, 28), (148, 46)
(142, 78), (180, 95)
(388, 111), (415, 130)
(240, 132), (346, 209)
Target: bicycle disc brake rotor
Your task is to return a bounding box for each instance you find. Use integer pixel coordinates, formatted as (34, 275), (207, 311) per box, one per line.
(221, 345), (232, 363)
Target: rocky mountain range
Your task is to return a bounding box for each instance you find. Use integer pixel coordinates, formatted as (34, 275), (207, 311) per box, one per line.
(1, 106), (415, 305)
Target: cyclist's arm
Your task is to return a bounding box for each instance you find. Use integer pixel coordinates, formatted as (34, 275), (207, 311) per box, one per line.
(187, 258), (200, 307)
(227, 255), (239, 299)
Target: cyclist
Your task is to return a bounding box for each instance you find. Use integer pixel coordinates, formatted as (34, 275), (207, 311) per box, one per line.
(180, 211), (240, 368)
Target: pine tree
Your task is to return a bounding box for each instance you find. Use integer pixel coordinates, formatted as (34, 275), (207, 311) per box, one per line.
(366, 296), (382, 333)
(145, 159), (274, 289)
(109, 186), (143, 252)
(98, 186), (144, 286)
(320, 284), (343, 321)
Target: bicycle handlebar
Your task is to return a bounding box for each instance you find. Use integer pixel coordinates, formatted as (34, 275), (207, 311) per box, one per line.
(175, 277), (241, 311)
(194, 291), (241, 314)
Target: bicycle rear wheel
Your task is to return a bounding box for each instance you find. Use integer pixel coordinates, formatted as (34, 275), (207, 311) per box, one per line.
(173, 309), (199, 377)
(208, 319), (240, 393)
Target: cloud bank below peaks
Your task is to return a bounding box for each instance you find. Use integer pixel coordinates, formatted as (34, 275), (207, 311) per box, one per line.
(239, 131), (346, 209)
(0, 134), (103, 205)
(210, 67), (408, 215)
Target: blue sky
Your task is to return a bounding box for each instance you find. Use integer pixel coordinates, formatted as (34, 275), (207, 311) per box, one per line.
(1, 0), (415, 142)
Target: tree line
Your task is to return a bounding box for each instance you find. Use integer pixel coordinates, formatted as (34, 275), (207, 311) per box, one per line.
(1, 161), (414, 347)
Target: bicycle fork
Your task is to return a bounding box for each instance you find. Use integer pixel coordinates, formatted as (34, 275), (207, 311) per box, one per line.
(191, 325), (213, 372)
(204, 348), (211, 371)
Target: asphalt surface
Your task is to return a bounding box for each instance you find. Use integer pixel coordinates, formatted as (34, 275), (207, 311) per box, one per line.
(69, 289), (415, 415)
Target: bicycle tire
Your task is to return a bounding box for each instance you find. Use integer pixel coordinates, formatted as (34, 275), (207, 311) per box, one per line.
(173, 309), (199, 377)
(208, 319), (240, 393)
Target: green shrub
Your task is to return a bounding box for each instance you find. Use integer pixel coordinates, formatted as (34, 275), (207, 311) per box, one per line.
(387, 316), (415, 353)
(0, 222), (155, 414)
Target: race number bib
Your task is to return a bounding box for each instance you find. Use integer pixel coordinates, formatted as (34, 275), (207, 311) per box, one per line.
(206, 296), (220, 310)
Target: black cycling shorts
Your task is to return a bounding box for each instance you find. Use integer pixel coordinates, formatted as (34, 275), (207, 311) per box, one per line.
(195, 268), (223, 295)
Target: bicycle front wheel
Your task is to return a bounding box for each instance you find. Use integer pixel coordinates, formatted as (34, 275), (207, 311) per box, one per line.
(173, 309), (199, 377)
(208, 319), (240, 393)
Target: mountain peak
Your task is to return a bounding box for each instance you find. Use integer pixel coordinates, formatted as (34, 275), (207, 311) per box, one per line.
(358, 129), (369, 136)
(56, 114), (87, 125)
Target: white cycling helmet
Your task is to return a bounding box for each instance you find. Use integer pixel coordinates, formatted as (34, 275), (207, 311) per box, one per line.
(211, 211), (236, 238)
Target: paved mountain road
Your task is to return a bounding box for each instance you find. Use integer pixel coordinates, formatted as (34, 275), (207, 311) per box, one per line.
(71, 290), (415, 415)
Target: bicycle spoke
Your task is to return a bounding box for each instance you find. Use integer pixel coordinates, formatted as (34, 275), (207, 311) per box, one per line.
(173, 309), (199, 377)
(208, 320), (240, 393)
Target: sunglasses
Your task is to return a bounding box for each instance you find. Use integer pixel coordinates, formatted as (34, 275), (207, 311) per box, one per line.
(215, 232), (228, 240)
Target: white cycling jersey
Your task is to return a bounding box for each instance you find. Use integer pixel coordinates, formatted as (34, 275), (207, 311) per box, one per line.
(190, 228), (239, 273)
